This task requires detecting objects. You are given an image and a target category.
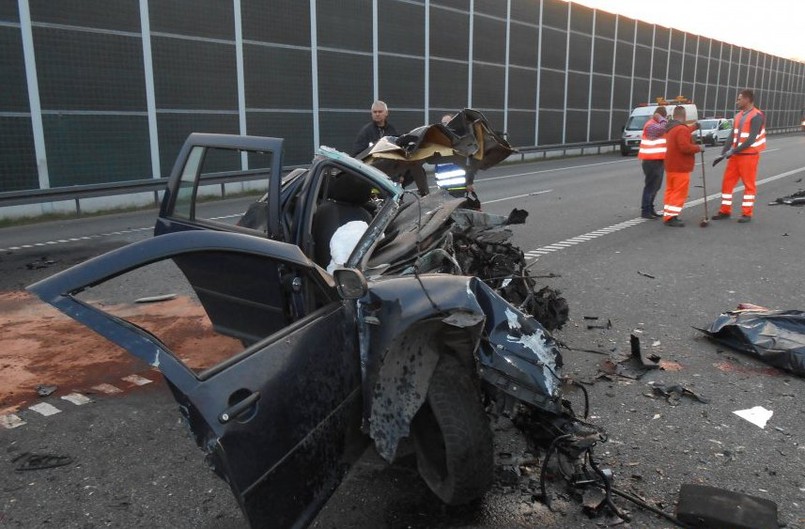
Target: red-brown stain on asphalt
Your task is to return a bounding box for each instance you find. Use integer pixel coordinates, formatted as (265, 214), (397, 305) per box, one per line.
(659, 360), (683, 371)
(713, 360), (783, 377)
(0, 291), (241, 411)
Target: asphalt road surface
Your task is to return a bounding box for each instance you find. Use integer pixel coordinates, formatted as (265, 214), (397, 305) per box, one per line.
(1, 135), (804, 529)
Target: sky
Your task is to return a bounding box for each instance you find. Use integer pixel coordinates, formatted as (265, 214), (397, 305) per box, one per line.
(564, 0), (804, 61)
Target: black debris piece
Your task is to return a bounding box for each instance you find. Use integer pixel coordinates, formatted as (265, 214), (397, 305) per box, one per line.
(647, 382), (709, 406)
(35, 384), (57, 397)
(676, 484), (779, 529)
(583, 316), (599, 321)
(598, 335), (660, 380)
(505, 208), (529, 225)
(637, 271), (656, 279)
(700, 308), (805, 377)
(587, 319), (612, 330)
(769, 189), (805, 206)
(13, 452), (74, 471)
(630, 335), (661, 368)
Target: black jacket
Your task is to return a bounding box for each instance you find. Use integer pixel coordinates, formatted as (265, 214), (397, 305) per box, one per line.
(352, 121), (398, 156)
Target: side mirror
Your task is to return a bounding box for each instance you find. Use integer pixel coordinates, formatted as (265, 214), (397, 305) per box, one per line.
(332, 268), (368, 299)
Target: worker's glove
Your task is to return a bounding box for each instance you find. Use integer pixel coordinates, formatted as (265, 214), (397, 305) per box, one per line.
(712, 156), (725, 167)
(724, 148), (734, 159)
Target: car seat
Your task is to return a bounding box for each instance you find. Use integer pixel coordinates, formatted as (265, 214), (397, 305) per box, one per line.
(311, 173), (373, 268)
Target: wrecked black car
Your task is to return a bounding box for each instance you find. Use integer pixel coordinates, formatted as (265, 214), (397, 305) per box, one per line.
(28, 117), (598, 529)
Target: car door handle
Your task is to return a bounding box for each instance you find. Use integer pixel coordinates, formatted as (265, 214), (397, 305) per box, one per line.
(218, 391), (261, 424)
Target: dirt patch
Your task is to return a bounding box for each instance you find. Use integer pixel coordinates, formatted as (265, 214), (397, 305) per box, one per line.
(0, 291), (241, 411)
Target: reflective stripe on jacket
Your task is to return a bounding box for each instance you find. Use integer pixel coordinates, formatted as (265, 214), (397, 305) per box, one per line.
(638, 120), (666, 160)
(731, 107), (766, 154)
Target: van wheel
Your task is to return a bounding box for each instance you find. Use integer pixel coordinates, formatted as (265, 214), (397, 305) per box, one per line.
(620, 146), (630, 156)
(411, 354), (493, 505)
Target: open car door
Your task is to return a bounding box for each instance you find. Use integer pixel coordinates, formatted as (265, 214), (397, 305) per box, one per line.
(156, 134), (285, 240)
(27, 231), (365, 529)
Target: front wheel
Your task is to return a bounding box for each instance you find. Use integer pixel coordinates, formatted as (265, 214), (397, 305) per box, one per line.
(410, 355), (493, 505)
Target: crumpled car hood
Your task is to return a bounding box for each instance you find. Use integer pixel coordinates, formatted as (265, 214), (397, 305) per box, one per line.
(359, 108), (515, 181)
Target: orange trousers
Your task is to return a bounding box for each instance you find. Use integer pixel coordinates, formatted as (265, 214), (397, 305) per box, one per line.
(663, 171), (690, 221)
(719, 154), (759, 217)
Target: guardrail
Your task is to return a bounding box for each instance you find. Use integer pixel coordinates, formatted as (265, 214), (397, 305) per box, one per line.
(1, 129), (800, 213)
(0, 167), (301, 214)
(513, 139), (620, 161)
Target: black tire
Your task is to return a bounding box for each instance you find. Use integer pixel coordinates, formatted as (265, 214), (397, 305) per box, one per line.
(620, 145), (630, 156)
(411, 355), (493, 505)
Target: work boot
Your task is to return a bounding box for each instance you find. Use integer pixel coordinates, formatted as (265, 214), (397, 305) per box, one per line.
(737, 215), (752, 223)
(641, 212), (657, 220)
(665, 217), (685, 227)
(711, 212), (731, 220)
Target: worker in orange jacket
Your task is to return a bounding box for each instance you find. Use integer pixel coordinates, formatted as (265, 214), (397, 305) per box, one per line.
(662, 106), (705, 227)
(711, 89), (767, 223)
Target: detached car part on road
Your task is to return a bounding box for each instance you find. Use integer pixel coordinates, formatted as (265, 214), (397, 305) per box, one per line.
(29, 121), (602, 529)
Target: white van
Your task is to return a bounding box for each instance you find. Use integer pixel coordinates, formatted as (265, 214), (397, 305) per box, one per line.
(620, 98), (699, 156)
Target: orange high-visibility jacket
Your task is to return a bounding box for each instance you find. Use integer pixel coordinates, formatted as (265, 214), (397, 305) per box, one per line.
(731, 107), (766, 154)
(637, 119), (667, 160)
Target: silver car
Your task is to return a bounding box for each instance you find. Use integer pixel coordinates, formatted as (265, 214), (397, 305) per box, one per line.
(692, 118), (733, 146)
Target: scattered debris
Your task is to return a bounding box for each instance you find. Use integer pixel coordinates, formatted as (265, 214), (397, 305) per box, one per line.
(587, 319), (612, 330)
(733, 406), (773, 429)
(13, 452), (74, 471)
(25, 257), (57, 270)
(35, 384), (57, 397)
(637, 271), (655, 279)
(647, 382), (709, 406)
(135, 293), (177, 303)
(700, 307), (805, 376)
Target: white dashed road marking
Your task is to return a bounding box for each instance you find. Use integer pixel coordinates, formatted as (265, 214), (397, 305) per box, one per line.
(92, 383), (123, 394)
(61, 393), (92, 405)
(28, 402), (62, 416)
(1, 414), (26, 429)
(524, 217), (647, 261)
(122, 374), (153, 386)
(0, 226), (153, 253)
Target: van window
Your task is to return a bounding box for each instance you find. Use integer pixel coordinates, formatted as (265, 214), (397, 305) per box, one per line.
(625, 115), (650, 131)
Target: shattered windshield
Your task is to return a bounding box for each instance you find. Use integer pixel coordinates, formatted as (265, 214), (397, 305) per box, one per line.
(317, 146), (403, 200)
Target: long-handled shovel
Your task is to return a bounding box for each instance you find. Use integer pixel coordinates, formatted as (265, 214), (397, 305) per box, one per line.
(699, 148), (710, 227)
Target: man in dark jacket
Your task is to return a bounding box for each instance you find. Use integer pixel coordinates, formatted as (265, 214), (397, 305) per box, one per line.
(352, 100), (398, 156)
(662, 106), (705, 227)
